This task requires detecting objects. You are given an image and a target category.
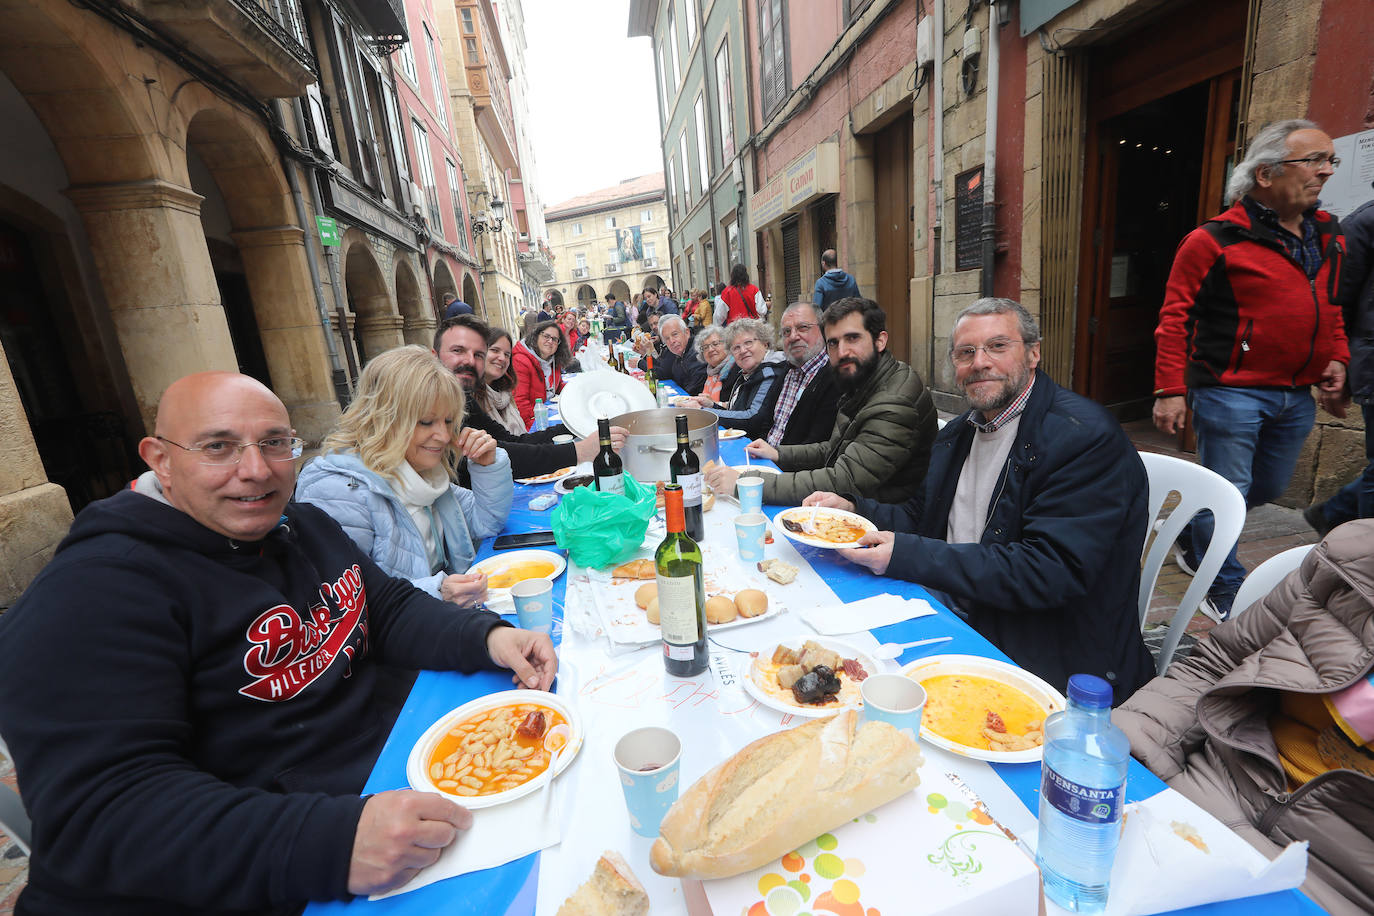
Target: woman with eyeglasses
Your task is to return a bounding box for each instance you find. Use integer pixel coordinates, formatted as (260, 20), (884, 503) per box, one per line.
(295, 345), (512, 607)
(685, 318), (785, 438)
(694, 326), (734, 404)
(511, 320), (572, 427)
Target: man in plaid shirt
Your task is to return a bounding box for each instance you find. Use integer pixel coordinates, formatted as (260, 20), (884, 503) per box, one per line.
(764, 302), (841, 447)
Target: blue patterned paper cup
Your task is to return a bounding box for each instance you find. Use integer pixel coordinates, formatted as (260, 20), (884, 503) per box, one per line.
(736, 477), (764, 514)
(511, 578), (554, 634)
(734, 513), (767, 562)
(614, 726), (682, 837)
(861, 674), (926, 742)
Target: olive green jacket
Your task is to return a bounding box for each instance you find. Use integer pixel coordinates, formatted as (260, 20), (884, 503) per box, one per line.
(763, 351), (936, 506)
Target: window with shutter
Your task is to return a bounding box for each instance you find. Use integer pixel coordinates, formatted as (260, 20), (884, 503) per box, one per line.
(758, 0), (787, 116)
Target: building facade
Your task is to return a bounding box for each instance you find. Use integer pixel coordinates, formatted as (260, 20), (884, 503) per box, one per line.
(541, 174), (672, 311)
(629, 0), (755, 297)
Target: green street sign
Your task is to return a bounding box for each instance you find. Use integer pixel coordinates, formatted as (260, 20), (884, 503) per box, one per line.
(316, 215), (341, 247)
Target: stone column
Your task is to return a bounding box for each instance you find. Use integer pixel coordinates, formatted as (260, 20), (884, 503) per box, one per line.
(66, 179), (237, 432)
(232, 226), (341, 445)
(355, 313), (407, 362)
(0, 344), (74, 605)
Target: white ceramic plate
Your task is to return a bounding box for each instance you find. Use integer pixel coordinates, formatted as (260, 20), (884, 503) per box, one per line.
(717, 428), (746, 439)
(515, 466), (576, 485)
(406, 690), (582, 808)
(732, 465), (780, 476)
(468, 549), (567, 592)
(553, 464), (596, 495)
(558, 372), (656, 438)
(899, 654), (1066, 763)
(740, 636), (882, 719)
(775, 507), (877, 549)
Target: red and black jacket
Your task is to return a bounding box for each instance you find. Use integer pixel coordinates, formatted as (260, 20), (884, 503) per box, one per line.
(1154, 197), (1348, 396)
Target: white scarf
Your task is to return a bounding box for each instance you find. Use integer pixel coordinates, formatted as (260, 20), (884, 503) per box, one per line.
(484, 388), (527, 436)
(394, 460), (450, 573)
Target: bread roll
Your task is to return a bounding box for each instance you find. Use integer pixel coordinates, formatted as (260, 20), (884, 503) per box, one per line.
(557, 850), (649, 916)
(705, 595), (737, 624)
(645, 597), (660, 624)
(650, 710), (921, 879)
(734, 589), (768, 618)
(634, 583), (657, 609)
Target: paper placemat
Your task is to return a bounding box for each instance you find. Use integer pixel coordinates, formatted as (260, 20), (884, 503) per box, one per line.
(800, 592), (938, 635)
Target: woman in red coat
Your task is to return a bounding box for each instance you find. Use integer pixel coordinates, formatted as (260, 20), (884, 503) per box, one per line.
(512, 320), (571, 426)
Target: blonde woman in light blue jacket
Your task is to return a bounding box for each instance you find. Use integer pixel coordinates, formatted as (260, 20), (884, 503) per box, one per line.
(296, 345), (513, 606)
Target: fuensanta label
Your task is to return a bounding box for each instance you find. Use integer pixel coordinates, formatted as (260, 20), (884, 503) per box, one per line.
(1040, 766), (1124, 824)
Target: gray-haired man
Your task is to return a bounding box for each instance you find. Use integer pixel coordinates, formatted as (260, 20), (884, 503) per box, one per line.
(1152, 118), (1350, 621)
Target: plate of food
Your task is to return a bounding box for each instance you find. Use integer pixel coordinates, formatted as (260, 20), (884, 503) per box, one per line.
(742, 637), (881, 718)
(731, 465), (780, 477)
(406, 690), (582, 808)
(774, 507), (876, 549)
(468, 549), (567, 591)
(516, 466), (576, 485)
(899, 654), (1066, 762)
(554, 465), (596, 494)
(717, 428), (747, 440)
(668, 394), (697, 407)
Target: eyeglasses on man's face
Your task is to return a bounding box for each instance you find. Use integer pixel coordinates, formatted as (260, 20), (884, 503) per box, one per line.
(158, 435), (304, 466)
(950, 338), (1025, 366)
(1280, 154), (1340, 169)
(782, 322), (817, 338)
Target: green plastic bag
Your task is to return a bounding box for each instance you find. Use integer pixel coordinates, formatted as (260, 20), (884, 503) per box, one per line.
(551, 474), (658, 569)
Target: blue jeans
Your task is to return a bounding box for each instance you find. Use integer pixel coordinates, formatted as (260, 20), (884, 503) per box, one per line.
(1315, 403), (1374, 526)
(1187, 386), (1316, 598)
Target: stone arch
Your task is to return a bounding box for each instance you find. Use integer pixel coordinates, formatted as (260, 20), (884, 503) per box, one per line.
(342, 228), (401, 365)
(576, 284), (598, 308)
(178, 98), (337, 441)
(432, 257), (458, 313)
(645, 274), (667, 292)
(607, 278), (632, 302)
(462, 273), (481, 315)
(396, 259), (431, 347)
(545, 289), (565, 308)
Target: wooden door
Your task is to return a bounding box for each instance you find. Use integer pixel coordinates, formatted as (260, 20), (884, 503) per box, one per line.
(874, 116), (913, 360)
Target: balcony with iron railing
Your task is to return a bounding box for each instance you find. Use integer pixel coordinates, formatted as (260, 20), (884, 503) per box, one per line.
(140, 0), (317, 99)
(642, 257), (659, 268)
(572, 267), (589, 278)
(605, 263), (621, 274)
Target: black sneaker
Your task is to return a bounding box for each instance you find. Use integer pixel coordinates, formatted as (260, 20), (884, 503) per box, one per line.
(1303, 504), (1333, 538)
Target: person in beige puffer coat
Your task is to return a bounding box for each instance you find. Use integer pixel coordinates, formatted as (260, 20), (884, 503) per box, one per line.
(1115, 520), (1374, 914)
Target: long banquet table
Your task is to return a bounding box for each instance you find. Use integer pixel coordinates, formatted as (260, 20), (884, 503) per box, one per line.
(308, 381), (1323, 916)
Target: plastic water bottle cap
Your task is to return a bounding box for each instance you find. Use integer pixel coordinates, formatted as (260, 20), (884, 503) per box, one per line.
(1066, 673), (1113, 709)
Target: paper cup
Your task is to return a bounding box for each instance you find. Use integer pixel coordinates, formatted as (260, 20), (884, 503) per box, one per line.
(734, 513), (767, 562)
(552, 434), (575, 445)
(736, 477), (764, 514)
(511, 578), (554, 634)
(614, 727), (681, 837)
(861, 674), (926, 742)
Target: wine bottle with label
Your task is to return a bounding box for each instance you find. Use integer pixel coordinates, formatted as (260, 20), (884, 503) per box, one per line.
(669, 414), (704, 540)
(645, 354), (658, 396)
(593, 417), (624, 495)
(656, 484), (708, 676)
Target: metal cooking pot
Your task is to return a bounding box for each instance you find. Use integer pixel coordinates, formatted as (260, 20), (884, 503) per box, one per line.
(610, 408), (720, 485)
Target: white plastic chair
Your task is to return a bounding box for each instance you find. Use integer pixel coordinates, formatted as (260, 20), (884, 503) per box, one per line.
(1231, 545), (1312, 619)
(1139, 452), (1247, 675)
(0, 732), (30, 856)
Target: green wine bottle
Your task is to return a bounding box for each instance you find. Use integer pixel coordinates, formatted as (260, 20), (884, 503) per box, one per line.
(656, 483), (708, 676)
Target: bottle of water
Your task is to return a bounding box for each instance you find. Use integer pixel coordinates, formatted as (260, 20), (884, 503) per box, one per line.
(534, 398), (548, 431)
(1036, 673), (1130, 913)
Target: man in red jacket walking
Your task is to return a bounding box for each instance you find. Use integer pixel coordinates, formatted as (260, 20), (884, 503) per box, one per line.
(1153, 118), (1349, 621)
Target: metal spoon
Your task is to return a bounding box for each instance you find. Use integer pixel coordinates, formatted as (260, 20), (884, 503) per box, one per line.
(870, 636), (953, 661)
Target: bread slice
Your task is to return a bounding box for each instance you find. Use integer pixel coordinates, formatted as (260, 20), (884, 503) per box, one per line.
(556, 850), (650, 916)
(650, 710), (921, 879)
(612, 558), (657, 579)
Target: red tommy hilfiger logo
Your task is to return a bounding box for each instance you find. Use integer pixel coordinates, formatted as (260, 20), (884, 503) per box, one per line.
(238, 564), (370, 701)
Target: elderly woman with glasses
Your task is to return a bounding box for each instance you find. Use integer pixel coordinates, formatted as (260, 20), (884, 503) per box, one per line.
(694, 325), (734, 404)
(685, 318), (786, 438)
(512, 320), (572, 427)
(295, 345), (513, 607)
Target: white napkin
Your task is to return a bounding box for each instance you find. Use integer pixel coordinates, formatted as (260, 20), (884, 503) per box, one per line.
(800, 593), (937, 635)
(370, 776), (566, 900)
(1042, 790), (1308, 916)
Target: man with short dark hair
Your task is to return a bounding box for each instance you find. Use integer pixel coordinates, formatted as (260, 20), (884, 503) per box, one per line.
(433, 317), (624, 478)
(1154, 118), (1349, 622)
(443, 295), (474, 319)
(763, 302), (839, 446)
(812, 249), (861, 309)
(808, 298), (1154, 704)
(704, 297), (936, 505)
(0, 372), (556, 913)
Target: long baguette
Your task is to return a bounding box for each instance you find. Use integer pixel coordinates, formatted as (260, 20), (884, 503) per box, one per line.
(649, 710), (922, 879)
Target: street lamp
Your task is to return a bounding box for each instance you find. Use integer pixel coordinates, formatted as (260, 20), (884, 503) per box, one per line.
(470, 189), (506, 235)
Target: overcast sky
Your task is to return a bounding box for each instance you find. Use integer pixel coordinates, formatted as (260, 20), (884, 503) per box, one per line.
(523, 0), (666, 207)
